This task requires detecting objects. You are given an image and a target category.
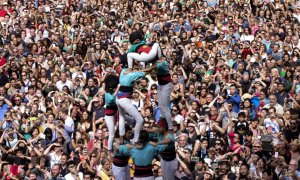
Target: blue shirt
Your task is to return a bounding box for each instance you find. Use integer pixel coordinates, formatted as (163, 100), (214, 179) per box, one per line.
(118, 143), (166, 166)
(157, 133), (175, 150)
(119, 69), (145, 86)
(251, 96), (269, 111)
(226, 93), (241, 113)
(117, 69), (145, 98)
(0, 104), (9, 121)
(174, 22), (191, 33)
(105, 93), (116, 106)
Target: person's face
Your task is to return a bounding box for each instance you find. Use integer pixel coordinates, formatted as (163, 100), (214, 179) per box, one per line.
(238, 115), (245, 122)
(206, 94), (213, 102)
(230, 86), (236, 95)
(87, 79), (94, 86)
(52, 166), (60, 177)
(252, 143), (262, 153)
(262, 171), (271, 180)
(61, 155), (67, 165)
(240, 165), (249, 175)
(103, 161), (110, 170)
(269, 95), (277, 106)
(196, 161), (203, 170)
(219, 164), (228, 175)
(188, 124), (195, 133)
(152, 90), (158, 99)
(32, 104), (38, 112)
(172, 107), (179, 115)
(95, 129), (103, 139)
(0, 87), (4, 95)
(289, 161), (298, 172)
(210, 107), (217, 115)
(259, 91), (266, 99)
(144, 109), (151, 117)
(201, 140), (208, 149)
(82, 112), (89, 120)
(61, 73), (67, 81)
(251, 120), (258, 128)
(191, 102), (198, 109)
(289, 120), (297, 129)
(125, 130), (132, 140)
(83, 175), (91, 180)
(172, 75), (178, 82)
(257, 158), (264, 167)
(203, 173), (212, 180)
(243, 100), (251, 108)
(215, 140), (222, 149)
(179, 137), (187, 147)
(140, 79), (147, 87)
(278, 84), (284, 92)
(15, 97), (22, 104)
(29, 174), (37, 180)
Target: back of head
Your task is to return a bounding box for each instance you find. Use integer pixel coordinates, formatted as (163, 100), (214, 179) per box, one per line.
(139, 130), (149, 145)
(129, 31), (143, 44)
(105, 74), (119, 93)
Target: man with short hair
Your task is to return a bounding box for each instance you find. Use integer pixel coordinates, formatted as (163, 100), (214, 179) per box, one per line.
(288, 159), (300, 179)
(28, 171), (38, 180)
(59, 108), (74, 136)
(45, 164), (65, 180)
(55, 73), (73, 91)
(275, 82), (288, 106)
(284, 119), (299, 143)
(64, 161), (81, 180)
(226, 84), (241, 113)
(263, 94), (284, 115)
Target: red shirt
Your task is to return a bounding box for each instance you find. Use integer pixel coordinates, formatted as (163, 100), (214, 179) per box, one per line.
(0, 57), (7, 67)
(0, 10), (7, 17)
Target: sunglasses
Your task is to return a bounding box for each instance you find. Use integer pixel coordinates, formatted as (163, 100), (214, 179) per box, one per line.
(253, 146), (261, 148)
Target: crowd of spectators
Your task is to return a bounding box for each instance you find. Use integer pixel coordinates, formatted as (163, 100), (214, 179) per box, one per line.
(0, 0), (300, 179)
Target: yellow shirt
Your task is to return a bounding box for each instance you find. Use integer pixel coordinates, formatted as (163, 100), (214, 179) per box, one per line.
(99, 170), (110, 180)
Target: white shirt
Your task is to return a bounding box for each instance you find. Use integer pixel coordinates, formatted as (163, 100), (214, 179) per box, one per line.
(263, 117), (281, 133)
(65, 116), (74, 132)
(49, 152), (61, 168)
(65, 172), (83, 180)
(263, 103), (284, 115)
(240, 34), (254, 42)
(174, 114), (184, 124)
(56, 80), (73, 91)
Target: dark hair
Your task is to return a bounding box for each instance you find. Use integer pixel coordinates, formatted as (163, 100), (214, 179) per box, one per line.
(240, 163), (250, 170)
(30, 126), (40, 136)
(139, 130), (149, 145)
(104, 74), (119, 93)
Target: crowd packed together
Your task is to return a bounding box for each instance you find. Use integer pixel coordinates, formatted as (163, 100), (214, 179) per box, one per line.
(1, 0), (300, 179)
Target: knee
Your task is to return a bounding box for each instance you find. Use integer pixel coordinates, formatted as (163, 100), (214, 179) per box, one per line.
(137, 118), (144, 124)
